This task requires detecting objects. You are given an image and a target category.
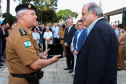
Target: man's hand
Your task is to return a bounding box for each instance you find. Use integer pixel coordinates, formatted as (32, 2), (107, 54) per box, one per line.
(74, 50), (78, 55)
(51, 55), (61, 63)
(64, 42), (68, 46)
(41, 48), (50, 59)
(70, 44), (73, 53)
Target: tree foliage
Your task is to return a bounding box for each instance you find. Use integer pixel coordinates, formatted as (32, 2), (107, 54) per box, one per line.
(2, 13), (16, 26)
(36, 8), (59, 24)
(15, 0), (58, 24)
(56, 9), (78, 22)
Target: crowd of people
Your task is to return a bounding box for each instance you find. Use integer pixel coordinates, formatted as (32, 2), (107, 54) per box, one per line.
(0, 2), (126, 84)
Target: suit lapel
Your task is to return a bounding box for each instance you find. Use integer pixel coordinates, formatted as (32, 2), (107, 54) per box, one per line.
(65, 27), (69, 35)
(68, 26), (74, 34)
(78, 18), (106, 55)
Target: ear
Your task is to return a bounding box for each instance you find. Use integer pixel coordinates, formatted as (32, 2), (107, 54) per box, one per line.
(20, 13), (25, 20)
(92, 11), (97, 16)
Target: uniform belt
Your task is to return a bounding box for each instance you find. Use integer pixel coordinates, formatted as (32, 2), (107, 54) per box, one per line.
(11, 73), (26, 78)
(119, 44), (125, 45)
(11, 70), (43, 84)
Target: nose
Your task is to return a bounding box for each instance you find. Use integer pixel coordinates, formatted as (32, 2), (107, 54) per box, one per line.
(81, 15), (83, 20)
(35, 15), (37, 19)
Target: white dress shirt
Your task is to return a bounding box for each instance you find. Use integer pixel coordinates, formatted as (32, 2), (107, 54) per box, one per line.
(32, 32), (40, 44)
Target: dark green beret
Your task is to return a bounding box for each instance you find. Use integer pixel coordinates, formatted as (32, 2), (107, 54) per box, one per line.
(15, 3), (36, 13)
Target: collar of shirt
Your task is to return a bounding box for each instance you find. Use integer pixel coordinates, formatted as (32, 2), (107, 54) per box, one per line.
(68, 25), (73, 32)
(78, 27), (84, 33)
(115, 28), (119, 36)
(87, 17), (104, 35)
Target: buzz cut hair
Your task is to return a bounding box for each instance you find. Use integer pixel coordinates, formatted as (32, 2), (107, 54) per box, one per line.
(16, 9), (28, 19)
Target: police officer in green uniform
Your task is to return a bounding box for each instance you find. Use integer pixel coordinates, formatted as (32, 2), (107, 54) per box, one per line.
(6, 3), (61, 84)
(117, 24), (126, 71)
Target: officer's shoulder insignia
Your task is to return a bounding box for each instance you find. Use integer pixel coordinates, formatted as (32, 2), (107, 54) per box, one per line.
(121, 33), (124, 35)
(19, 29), (27, 36)
(24, 40), (31, 48)
(28, 31), (32, 34)
(122, 31), (124, 33)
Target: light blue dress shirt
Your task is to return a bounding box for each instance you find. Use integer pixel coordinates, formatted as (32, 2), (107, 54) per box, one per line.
(115, 28), (119, 36)
(87, 17), (104, 35)
(52, 26), (59, 38)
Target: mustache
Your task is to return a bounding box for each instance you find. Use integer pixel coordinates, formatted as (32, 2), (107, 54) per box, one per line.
(81, 19), (85, 21)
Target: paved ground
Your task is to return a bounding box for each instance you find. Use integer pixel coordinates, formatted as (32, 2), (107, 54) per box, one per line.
(0, 57), (126, 84)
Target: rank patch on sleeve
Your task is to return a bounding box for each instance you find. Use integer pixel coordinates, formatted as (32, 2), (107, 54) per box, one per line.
(19, 29), (27, 36)
(24, 40), (31, 48)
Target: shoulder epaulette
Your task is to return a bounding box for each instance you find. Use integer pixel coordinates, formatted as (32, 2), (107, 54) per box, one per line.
(19, 29), (27, 36)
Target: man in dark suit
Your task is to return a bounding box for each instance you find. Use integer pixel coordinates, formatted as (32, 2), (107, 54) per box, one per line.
(64, 18), (76, 73)
(74, 2), (118, 84)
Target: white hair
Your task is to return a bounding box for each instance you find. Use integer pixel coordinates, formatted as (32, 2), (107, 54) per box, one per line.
(16, 9), (28, 19)
(83, 2), (103, 17)
(68, 18), (73, 21)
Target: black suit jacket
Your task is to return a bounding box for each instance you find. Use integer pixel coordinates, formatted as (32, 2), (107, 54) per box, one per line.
(74, 18), (118, 84)
(64, 26), (76, 45)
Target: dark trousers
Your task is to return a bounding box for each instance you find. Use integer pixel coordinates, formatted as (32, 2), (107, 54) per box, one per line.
(0, 43), (2, 62)
(66, 45), (74, 69)
(43, 39), (45, 52)
(54, 38), (59, 44)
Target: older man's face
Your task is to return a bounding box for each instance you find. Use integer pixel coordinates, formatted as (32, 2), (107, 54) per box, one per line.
(68, 19), (73, 27)
(78, 22), (84, 31)
(81, 5), (94, 27)
(113, 24), (117, 30)
(24, 10), (37, 29)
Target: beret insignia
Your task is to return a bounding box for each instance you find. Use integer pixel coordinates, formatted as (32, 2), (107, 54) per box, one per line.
(28, 4), (31, 8)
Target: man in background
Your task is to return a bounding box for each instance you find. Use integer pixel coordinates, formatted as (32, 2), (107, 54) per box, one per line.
(64, 18), (76, 73)
(72, 20), (87, 75)
(52, 23), (60, 44)
(117, 24), (126, 71)
(113, 23), (119, 36)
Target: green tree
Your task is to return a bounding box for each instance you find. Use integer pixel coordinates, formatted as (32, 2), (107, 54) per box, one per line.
(56, 9), (78, 23)
(13, 0), (58, 24)
(36, 9), (59, 24)
(71, 12), (78, 18)
(33, 0), (58, 23)
(2, 13), (16, 26)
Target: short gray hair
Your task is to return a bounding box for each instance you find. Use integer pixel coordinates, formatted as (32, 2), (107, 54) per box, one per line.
(83, 2), (103, 17)
(68, 18), (73, 21)
(16, 9), (28, 19)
